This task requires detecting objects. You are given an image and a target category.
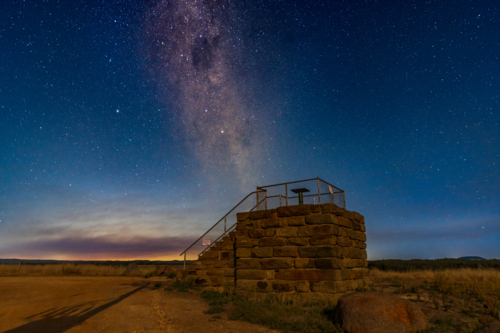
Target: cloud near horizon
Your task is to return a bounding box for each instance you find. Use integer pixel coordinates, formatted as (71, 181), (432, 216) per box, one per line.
(1, 235), (198, 260)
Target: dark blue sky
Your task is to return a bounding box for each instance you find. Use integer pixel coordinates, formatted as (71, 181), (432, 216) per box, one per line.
(1, 0), (499, 260)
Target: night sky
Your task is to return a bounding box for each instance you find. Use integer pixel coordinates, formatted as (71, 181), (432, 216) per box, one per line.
(1, 0), (499, 261)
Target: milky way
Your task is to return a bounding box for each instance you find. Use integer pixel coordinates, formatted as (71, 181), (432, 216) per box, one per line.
(142, 0), (263, 187)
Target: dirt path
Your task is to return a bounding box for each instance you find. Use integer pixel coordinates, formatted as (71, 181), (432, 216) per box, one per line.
(0, 277), (276, 333)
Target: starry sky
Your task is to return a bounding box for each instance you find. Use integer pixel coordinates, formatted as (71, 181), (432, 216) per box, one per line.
(1, 0), (499, 261)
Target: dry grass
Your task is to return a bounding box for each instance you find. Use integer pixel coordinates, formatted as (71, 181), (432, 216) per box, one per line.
(0, 264), (130, 277)
(369, 268), (500, 332)
(370, 268), (500, 298)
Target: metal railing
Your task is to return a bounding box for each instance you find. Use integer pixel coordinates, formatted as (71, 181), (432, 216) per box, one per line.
(179, 177), (345, 268)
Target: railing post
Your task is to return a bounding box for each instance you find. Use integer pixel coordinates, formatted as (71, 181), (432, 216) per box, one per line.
(224, 217), (227, 232)
(265, 191), (268, 211)
(256, 186), (259, 209)
(317, 177), (321, 204)
(279, 194), (282, 207)
(285, 184), (288, 206)
(184, 253), (186, 270)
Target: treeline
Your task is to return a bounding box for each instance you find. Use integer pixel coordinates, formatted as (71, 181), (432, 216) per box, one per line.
(0, 259), (193, 266)
(369, 259), (500, 271)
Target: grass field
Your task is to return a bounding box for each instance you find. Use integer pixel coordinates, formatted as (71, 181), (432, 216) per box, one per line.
(0, 263), (139, 276)
(2, 262), (499, 332)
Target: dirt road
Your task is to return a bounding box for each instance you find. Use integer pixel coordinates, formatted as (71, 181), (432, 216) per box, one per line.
(0, 277), (275, 333)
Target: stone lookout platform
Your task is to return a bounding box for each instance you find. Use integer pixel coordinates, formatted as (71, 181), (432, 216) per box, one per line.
(179, 178), (368, 304)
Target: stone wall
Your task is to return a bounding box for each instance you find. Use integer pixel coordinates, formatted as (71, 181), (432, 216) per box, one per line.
(233, 203), (368, 304)
(180, 203), (368, 303)
(181, 231), (236, 291)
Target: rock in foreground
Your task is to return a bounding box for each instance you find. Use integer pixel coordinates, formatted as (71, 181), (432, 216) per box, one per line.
(334, 292), (428, 333)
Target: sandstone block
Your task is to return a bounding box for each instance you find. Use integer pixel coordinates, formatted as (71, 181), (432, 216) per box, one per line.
(311, 281), (346, 294)
(275, 269), (341, 281)
(320, 203), (343, 215)
(273, 246), (298, 257)
(342, 259), (358, 268)
(207, 269), (224, 276)
(287, 238), (309, 246)
(259, 237), (286, 247)
(248, 229), (266, 238)
(296, 281), (310, 292)
(298, 224), (339, 237)
(236, 247), (251, 258)
(236, 259), (262, 269)
(236, 220), (258, 231)
(224, 268), (235, 277)
(298, 246), (343, 258)
(344, 210), (355, 221)
(236, 212), (249, 221)
(337, 236), (354, 247)
(345, 280), (358, 291)
(354, 241), (367, 249)
(234, 230), (249, 239)
(251, 247), (273, 258)
(236, 269), (266, 280)
(352, 221), (361, 231)
(237, 279), (258, 291)
(261, 218), (282, 228)
(236, 238), (259, 248)
(310, 205), (321, 213)
(285, 216), (306, 226)
(352, 211), (365, 224)
(300, 292), (344, 306)
(305, 213), (338, 225)
(277, 205), (311, 217)
(256, 280), (270, 292)
(347, 248), (367, 259)
(295, 258), (314, 268)
(194, 270), (207, 276)
(276, 227), (298, 237)
(341, 269), (355, 280)
(314, 258), (343, 269)
(261, 258), (295, 269)
(360, 224), (366, 232)
(266, 270), (276, 280)
(352, 268), (369, 279)
(210, 276), (225, 286)
(343, 259), (367, 268)
(338, 217), (352, 228)
(265, 228), (276, 237)
(310, 235), (337, 245)
(249, 209), (277, 220)
(271, 280), (295, 292)
(213, 260), (229, 268)
(194, 276), (210, 286)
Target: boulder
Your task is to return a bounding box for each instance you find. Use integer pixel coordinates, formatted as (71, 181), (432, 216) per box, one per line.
(156, 265), (175, 275)
(473, 322), (500, 333)
(156, 265), (167, 275)
(122, 263), (142, 276)
(334, 292), (428, 333)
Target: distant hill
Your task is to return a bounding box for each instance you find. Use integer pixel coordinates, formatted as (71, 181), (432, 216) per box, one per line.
(0, 259), (192, 266)
(368, 258), (499, 271)
(458, 256), (486, 260)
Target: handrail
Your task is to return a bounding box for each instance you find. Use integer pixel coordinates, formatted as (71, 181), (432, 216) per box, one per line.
(197, 195), (268, 256)
(179, 191), (257, 256)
